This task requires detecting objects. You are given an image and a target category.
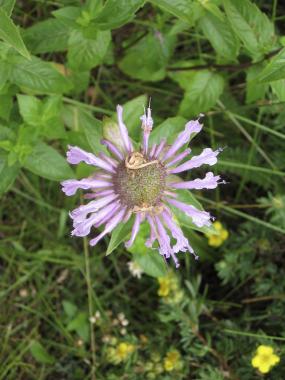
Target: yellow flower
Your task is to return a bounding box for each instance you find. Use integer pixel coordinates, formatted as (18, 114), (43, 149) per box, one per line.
(107, 342), (135, 364)
(163, 350), (182, 372)
(206, 221), (229, 247)
(251, 345), (280, 374)
(158, 277), (171, 297)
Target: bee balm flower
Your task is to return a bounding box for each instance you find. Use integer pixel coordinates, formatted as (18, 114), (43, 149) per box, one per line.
(61, 104), (224, 268)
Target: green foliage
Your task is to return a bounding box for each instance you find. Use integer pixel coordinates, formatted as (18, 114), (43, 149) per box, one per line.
(0, 8), (30, 59)
(1, 1), (285, 379)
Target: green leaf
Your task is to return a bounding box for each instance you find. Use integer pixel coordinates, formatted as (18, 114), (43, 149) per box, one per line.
(30, 340), (55, 365)
(23, 142), (74, 181)
(127, 223), (167, 277)
(9, 55), (72, 94)
(119, 32), (175, 81)
(149, 116), (187, 145)
(0, 0), (16, 16)
(0, 86), (13, 121)
(121, 94), (147, 139)
(92, 0), (145, 30)
(223, 0), (275, 59)
(246, 65), (268, 103)
(17, 94), (42, 126)
(133, 250), (167, 278)
(168, 60), (200, 91)
(106, 217), (133, 256)
(0, 154), (19, 196)
(257, 48), (285, 83)
(24, 19), (70, 54)
(63, 300), (78, 319)
(17, 95), (65, 139)
(52, 6), (81, 27)
(67, 29), (111, 71)
(271, 80), (285, 101)
(199, 11), (240, 61)
(102, 116), (125, 153)
(80, 110), (103, 154)
(150, 0), (203, 25)
(179, 70), (224, 117)
(67, 312), (90, 342)
(0, 8), (30, 59)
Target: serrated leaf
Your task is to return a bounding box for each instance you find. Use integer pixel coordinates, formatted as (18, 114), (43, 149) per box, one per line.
(9, 55), (72, 94)
(179, 71), (224, 117)
(24, 19), (70, 54)
(223, 0), (275, 59)
(0, 153), (19, 196)
(0, 8), (30, 59)
(119, 32), (174, 82)
(257, 48), (285, 83)
(67, 29), (111, 71)
(199, 11), (239, 61)
(92, 0), (145, 30)
(23, 142), (73, 181)
(106, 217), (133, 255)
(30, 340), (55, 365)
(150, 0), (203, 25)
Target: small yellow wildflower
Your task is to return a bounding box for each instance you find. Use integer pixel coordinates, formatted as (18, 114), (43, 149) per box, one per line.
(163, 349), (183, 372)
(157, 273), (183, 304)
(107, 342), (135, 364)
(158, 277), (171, 297)
(251, 345), (280, 374)
(206, 221), (229, 247)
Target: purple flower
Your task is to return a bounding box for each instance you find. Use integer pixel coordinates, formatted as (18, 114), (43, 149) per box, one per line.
(61, 104), (224, 268)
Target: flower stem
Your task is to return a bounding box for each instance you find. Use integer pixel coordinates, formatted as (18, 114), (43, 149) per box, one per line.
(83, 236), (96, 380)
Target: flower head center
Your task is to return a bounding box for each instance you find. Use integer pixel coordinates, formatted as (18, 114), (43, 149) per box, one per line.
(113, 152), (166, 210)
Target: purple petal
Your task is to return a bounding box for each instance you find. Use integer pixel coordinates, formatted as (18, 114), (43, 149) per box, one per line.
(125, 213), (142, 248)
(89, 207), (127, 246)
(66, 146), (115, 173)
(70, 193), (119, 222)
(162, 118), (203, 161)
(117, 105), (133, 153)
(141, 106), (153, 155)
(149, 144), (157, 158)
(169, 172), (223, 190)
(72, 201), (120, 237)
(84, 189), (114, 199)
(61, 178), (113, 196)
(99, 152), (118, 168)
(165, 197), (212, 228)
(169, 148), (222, 174)
(165, 148), (191, 168)
(154, 216), (180, 268)
(145, 214), (157, 248)
(161, 210), (198, 260)
(101, 139), (124, 161)
(153, 138), (166, 159)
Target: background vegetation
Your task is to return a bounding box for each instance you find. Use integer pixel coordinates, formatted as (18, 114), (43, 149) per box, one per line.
(0, 0), (285, 379)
